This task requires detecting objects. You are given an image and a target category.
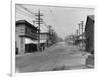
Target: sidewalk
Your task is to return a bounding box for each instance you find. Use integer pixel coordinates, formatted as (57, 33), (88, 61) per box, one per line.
(71, 44), (94, 68)
(85, 54), (94, 68)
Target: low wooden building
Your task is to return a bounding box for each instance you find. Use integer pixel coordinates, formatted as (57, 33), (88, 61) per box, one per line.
(85, 15), (94, 54)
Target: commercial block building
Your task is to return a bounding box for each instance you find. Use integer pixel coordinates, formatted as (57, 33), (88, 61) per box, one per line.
(15, 20), (38, 54)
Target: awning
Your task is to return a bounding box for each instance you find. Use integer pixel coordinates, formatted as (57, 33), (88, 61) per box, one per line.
(25, 38), (47, 44)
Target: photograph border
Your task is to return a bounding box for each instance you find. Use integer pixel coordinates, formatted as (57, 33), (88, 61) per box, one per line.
(11, 0), (95, 77)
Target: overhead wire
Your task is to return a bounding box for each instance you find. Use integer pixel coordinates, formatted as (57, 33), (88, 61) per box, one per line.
(18, 4), (36, 16)
(16, 4), (49, 32)
(16, 8), (34, 19)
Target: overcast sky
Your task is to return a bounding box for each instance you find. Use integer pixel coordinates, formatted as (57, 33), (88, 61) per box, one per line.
(16, 4), (94, 39)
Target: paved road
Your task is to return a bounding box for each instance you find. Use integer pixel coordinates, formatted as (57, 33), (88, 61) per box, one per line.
(16, 42), (88, 73)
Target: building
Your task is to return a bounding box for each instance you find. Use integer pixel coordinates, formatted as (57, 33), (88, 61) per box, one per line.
(15, 20), (38, 54)
(39, 32), (57, 51)
(85, 15), (94, 54)
(74, 33), (86, 46)
(39, 32), (49, 51)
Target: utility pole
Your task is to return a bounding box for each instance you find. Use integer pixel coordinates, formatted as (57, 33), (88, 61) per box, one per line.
(76, 29), (79, 41)
(76, 29), (79, 36)
(78, 23), (81, 35)
(80, 21), (84, 50)
(48, 25), (52, 46)
(78, 23), (81, 47)
(35, 10), (43, 51)
(75, 29), (78, 47)
(81, 21), (84, 36)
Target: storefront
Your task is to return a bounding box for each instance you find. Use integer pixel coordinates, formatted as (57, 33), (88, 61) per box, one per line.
(15, 20), (38, 54)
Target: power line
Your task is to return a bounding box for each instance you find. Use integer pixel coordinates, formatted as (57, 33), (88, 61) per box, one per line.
(16, 5), (35, 18)
(17, 5), (49, 32)
(40, 26), (47, 31)
(16, 9), (34, 19)
(17, 5), (49, 29)
(18, 5), (36, 17)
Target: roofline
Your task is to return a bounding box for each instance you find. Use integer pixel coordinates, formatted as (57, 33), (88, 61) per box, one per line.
(16, 20), (38, 30)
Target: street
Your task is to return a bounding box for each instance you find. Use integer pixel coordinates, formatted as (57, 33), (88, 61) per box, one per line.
(16, 42), (89, 73)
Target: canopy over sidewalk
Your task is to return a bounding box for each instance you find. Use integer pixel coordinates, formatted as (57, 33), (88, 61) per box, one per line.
(25, 38), (47, 44)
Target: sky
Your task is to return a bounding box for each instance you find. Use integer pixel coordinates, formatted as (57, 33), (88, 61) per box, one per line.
(16, 4), (94, 39)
